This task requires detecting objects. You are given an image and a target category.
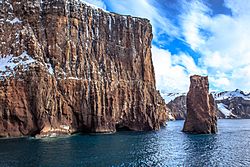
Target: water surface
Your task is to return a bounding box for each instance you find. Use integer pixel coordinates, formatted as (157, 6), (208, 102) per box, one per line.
(0, 120), (250, 167)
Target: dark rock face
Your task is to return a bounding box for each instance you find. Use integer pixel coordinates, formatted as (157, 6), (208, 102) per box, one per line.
(215, 90), (250, 119)
(218, 98), (250, 118)
(167, 95), (186, 120)
(0, 0), (167, 137)
(183, 75), (217, 134)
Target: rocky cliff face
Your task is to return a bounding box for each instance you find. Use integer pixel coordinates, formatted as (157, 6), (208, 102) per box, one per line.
(0, 0), (167, 137)
(215, 89), (250, 119)
(183, 75), (217, 134)
(167, 95), (186, 120)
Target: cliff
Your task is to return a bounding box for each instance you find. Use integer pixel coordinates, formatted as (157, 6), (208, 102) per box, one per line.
(0, 0), (167, 137)
(167, 95), (186, 120)
(183, 75), (217, 134)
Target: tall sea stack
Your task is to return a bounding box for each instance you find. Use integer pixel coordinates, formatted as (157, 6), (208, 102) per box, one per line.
(183, 75), (217, 134)
(0, 0), (167, 137)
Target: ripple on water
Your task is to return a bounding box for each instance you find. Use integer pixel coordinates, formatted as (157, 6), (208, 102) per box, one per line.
(0, 119), (250, 167)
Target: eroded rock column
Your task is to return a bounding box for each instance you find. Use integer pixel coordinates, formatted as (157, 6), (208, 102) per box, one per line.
(183, 75), (217, 134)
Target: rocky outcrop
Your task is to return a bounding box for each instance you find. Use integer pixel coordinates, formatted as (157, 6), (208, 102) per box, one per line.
(167, 89), (250, 120)
(214, 89), (250, 119)
(183, 75), (217, 134)
(0, 0), (167, 138)
(167, 95), (224, 120)
(167, 95), (186, 120)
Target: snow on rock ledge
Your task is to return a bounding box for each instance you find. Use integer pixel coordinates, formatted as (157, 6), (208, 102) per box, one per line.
(0, 52), (36, 77)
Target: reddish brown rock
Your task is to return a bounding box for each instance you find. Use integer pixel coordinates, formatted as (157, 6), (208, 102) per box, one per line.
(183, 75), (217, 134)
(0, 0), (168, 138)
(167, 95), (187, 120)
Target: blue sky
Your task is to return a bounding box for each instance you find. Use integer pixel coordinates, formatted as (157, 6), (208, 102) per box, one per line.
(82, 0), (250, 93)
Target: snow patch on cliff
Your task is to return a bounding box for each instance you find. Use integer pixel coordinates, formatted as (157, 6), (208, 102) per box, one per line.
(217, 103), (237, 118)
(0, 51), (35, 76)
(217, 103), (231, 117)
(0, 55), (14, 71)
(6, 17), (22, 24)
(46, 63), (54, 75)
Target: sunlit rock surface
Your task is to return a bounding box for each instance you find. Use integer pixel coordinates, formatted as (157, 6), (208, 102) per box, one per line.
(183, 75), (217, 134)
(0, 0), (167, 137)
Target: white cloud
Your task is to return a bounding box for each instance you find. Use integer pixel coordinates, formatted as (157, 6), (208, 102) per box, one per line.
(210, 77), (230, 89)
(180, 0), (250, 92)
(200, 14), (250, 71)
(172, 53), (207, 75)
(152, 46), (205, 93)
(180, 0), (211, 50)
(152, 46), (189, 93)
(230, 65), (250, 91)
(224, 0), (250, 16)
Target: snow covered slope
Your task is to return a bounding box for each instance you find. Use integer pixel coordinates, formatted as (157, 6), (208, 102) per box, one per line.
(213, 89), (250, 101)
(217, 103), (237, 118)
(161, 92), (186, 103)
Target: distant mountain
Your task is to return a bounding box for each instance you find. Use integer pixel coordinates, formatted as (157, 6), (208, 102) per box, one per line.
(167, 95), (186, 120)
(161, 92), (186, 103)
(214, 89), (250, 119)
(212, 89), (250, 101)
(165, 89), (250, 120)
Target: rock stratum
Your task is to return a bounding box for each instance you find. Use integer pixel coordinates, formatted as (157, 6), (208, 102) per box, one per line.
(0, 0), (167, 137)
(183, 75), (217, 134)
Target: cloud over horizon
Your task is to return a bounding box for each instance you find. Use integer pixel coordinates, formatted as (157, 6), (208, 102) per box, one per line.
(181, 0), (250, 92)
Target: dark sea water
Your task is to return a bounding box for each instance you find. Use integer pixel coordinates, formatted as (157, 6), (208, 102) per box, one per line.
(0, 120), (250, 167)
